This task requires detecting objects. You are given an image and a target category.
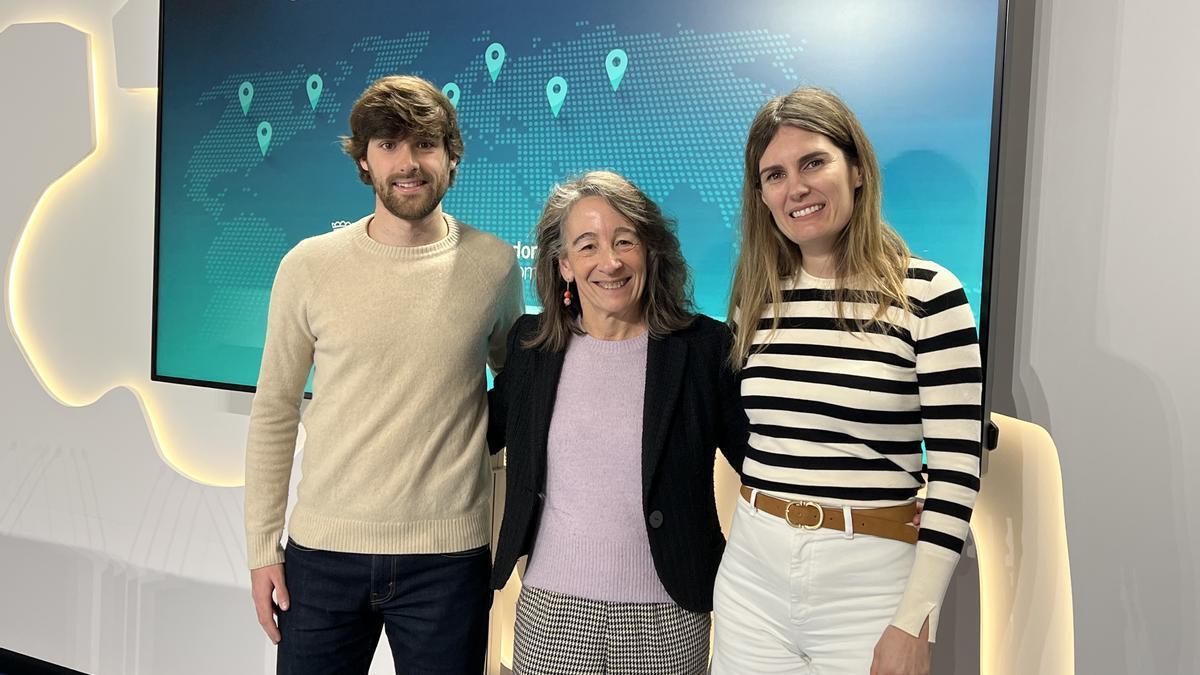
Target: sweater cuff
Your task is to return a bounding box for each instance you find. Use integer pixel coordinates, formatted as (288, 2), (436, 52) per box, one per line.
(889, 543), (959, 641)
(247, 531), (285, 569)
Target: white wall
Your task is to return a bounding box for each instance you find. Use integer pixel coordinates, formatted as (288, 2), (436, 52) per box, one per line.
(1005, 0), (1200, 672)
(4, 0), (1200, 673)
(0, 2), (276, 671)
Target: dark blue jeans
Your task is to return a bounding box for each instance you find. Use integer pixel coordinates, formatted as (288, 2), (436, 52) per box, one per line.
(277, 538), (491, 675)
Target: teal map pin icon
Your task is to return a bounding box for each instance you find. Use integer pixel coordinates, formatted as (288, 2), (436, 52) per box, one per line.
(238, 81), (253, 115)
(606, 49), (628, 91)
(306, 74), (323, 110)
(485, 42), (506, 82)
(257, 121), (272, 156)
(546, 76), (567, 117)
(442, 82), (461, 109)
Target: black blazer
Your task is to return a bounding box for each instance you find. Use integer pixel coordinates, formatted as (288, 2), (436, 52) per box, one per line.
(487, 313), (746, 613)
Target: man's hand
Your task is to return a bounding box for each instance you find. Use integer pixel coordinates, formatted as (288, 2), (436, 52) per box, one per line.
(912, 499), (924, 528)
(870, 619), (931, 675)
(251, 564), (290, 644)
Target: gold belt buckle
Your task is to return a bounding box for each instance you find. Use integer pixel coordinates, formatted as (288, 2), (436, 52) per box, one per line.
(784, 501), (824, 530)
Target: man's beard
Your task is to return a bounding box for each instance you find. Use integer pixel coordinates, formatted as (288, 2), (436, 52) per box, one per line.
(373, 170), (449, 222)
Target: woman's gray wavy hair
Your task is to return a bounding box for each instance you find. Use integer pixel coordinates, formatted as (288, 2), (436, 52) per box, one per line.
(525, 171), (695, 351)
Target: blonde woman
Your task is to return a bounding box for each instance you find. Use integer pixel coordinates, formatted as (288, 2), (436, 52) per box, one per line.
(711, 88), (982, 675)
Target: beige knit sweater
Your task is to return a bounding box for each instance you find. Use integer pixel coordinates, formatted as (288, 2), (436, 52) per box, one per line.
(244, 214), (524, 569)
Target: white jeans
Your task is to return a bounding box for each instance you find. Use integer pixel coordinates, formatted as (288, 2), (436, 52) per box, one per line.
(711, 496), (916, 674)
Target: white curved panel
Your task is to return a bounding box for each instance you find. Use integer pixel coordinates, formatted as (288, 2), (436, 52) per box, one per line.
(3, 5), (255, 486)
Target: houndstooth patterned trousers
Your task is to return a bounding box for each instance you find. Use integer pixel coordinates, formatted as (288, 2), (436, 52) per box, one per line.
(511, 585), (711, 675)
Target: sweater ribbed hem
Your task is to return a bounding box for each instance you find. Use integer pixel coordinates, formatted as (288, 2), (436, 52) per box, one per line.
(572, 330), (649, 355)
(889, 542), (958, 641)
(284, 504), (492, 557)
(349, 214), (462, 260)
(523, 533), (671, 603)
(798, 267), (837, 285)
(248, 532), (286, 570)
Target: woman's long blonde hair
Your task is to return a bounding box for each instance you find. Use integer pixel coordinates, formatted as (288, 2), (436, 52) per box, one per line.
(728, 88), (912, 369)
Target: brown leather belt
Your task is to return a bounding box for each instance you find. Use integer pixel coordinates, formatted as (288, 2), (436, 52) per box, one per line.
(739, 485), (919, 545)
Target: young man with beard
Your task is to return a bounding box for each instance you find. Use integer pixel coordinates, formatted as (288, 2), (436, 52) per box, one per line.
(244, 75), (523, 674)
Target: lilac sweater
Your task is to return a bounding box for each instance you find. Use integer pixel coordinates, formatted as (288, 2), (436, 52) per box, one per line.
(521, 330), (672, 603)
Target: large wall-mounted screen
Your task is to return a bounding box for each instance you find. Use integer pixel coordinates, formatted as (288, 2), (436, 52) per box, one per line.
(155, 0), (1004, 395)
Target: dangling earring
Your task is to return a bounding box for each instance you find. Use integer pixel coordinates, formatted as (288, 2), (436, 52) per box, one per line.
(562, 282), (573, 307)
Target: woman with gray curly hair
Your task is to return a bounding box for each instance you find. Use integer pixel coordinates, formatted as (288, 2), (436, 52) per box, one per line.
(488, 170), (747, 674)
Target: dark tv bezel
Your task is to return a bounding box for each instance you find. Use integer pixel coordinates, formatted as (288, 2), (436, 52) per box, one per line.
(979, 0), (1015, 450)
(152, 0), (258, 396)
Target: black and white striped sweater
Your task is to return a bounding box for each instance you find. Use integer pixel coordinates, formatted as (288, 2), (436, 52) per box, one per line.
(736, 258), (982, 638)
